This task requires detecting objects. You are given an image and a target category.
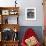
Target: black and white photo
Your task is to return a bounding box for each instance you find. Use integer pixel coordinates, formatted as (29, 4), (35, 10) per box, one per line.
(25, 7), (36, 20)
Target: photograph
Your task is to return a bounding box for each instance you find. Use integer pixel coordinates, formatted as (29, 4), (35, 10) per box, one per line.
(25, 7), (36, 20)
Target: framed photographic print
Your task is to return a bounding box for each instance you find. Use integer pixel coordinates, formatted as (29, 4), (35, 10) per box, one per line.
(2, 10), (9, 15)
(25, 7), (36, 20)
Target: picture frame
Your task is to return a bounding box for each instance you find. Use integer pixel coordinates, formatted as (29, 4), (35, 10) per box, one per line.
(25, 7), (36, 20)
(2, 10), (9, 15)
(9, 10), (18, 15)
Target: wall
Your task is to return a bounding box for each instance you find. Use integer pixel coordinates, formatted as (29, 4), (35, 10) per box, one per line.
(18, 0), (43, 26)
(0, 0), (44, 26)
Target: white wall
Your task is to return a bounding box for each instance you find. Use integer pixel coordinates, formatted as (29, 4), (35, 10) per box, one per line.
(0, 0), (43, 26)
(18, 0), (44, 26)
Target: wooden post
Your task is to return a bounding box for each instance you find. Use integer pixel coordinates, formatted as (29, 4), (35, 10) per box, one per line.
(43, 0), (46, 46)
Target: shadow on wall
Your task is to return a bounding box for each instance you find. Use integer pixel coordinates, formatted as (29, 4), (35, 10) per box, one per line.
(18, 26), (43, 43)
